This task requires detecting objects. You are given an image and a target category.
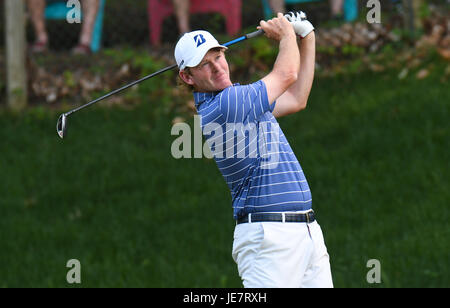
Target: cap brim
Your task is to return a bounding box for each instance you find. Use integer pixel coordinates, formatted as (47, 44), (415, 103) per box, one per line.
(184, 44), (228, 69)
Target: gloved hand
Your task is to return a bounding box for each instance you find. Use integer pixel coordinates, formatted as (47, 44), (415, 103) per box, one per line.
(285, 11), (315, 38)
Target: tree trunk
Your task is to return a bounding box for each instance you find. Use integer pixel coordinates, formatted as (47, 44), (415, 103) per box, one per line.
(5, 0), (28, 110)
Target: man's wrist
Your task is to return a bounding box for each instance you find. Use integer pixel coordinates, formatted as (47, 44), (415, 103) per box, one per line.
(298, 29), (315, 40)
(283, 30), (298, 42)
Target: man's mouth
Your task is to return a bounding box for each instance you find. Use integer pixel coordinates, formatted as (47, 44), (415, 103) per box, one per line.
(215, 73), (227, 81)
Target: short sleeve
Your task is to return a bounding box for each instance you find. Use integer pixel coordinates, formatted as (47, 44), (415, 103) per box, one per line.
(218, 80), (273, 124)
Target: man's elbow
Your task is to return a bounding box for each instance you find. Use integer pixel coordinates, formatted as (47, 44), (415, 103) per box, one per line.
(283, 70), (298, 87)
(294, 99), (307, 113)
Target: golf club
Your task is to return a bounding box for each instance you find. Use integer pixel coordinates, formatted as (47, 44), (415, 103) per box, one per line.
(56, 28), (265, 139)
(56, 11), (306, 139)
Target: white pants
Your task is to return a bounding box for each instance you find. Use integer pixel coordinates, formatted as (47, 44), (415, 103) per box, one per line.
(232, 220), (333, 288)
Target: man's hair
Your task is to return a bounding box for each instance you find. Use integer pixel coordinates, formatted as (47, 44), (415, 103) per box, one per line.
(177, 47), (227, 93)
(177, 67), (195, 92)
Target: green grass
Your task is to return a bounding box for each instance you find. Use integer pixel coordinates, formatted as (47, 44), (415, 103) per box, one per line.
(0, 64), (449, 287)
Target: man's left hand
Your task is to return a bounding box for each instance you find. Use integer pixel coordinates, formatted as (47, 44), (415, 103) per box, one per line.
(285, 11), (315, 39)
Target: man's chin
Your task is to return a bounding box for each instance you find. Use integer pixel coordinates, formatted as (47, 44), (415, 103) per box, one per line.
(217, 80), (233, 91)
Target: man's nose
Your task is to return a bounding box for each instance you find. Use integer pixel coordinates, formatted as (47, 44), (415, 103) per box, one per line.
(211, 61), (221, 72)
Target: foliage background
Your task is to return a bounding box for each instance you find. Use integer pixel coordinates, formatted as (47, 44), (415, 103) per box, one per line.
(0, 0), (449, 287)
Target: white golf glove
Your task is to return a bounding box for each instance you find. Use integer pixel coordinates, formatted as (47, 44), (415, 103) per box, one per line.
(285, 11), (315, 38)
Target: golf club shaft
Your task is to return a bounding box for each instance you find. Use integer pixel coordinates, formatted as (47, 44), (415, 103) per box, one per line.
(64, 29), (264, 116)
(66, 64), (177, 116)
(223, 29), (264, 47)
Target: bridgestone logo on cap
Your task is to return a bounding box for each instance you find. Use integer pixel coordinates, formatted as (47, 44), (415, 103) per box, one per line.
(194, 34), (206, 47)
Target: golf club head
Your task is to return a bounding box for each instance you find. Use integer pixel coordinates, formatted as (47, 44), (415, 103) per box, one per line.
(56, 114), (67, 139)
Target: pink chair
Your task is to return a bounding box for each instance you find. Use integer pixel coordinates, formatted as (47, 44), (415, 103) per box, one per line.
(148, 0), (242, 45)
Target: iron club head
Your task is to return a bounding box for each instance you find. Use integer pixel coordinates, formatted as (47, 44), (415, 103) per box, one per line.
(56, 113), (68, 139)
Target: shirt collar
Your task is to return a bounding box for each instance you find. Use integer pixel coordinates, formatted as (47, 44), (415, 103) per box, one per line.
(193, 83), (240, 108)
(193, 91), (219, 108)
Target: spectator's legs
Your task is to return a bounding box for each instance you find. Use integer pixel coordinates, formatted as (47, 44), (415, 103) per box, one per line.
(27, 0), (48, 49)
(268, 0), (286, 14)
(329, 0), (343, 18)
(78, 0), (100, 48)
(172, 0), (190, 35)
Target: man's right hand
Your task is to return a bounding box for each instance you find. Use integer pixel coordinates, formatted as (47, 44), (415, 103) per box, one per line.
(258, 12), (296, 42)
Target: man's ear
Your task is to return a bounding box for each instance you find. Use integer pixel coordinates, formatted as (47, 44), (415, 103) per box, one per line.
(179, 69), (194, 86)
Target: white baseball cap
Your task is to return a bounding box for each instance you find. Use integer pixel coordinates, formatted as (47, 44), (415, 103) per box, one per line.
(174, 30), (227, 71)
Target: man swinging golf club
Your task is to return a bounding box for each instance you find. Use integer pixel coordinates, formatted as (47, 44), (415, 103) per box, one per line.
(176, 12), (333, 288)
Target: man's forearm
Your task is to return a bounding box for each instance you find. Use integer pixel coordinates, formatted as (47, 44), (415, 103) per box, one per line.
(287, 32), (316, 108)
(273, 33), (300, 82)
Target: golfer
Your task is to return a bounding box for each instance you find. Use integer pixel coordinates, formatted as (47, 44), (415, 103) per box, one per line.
(175, 12), (333, 288)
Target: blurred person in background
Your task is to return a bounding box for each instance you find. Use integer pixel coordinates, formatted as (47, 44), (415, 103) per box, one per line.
(329, 0), (343, 20)
(172, 0), (190, 34)
(27, 0), (100, 54)
(269, 0), (286, 14)
(171, 0), (285, 36)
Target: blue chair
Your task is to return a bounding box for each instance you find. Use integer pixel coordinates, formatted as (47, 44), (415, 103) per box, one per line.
(262, 0), (358, 22)
(44, 0), (106, 52)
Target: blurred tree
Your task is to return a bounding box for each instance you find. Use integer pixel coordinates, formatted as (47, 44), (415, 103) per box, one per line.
(5, 0), (27, 110)
(402, 0), (424, 35)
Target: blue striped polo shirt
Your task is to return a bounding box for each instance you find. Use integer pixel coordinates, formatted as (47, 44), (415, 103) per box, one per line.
(193, 80), (312, 219)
